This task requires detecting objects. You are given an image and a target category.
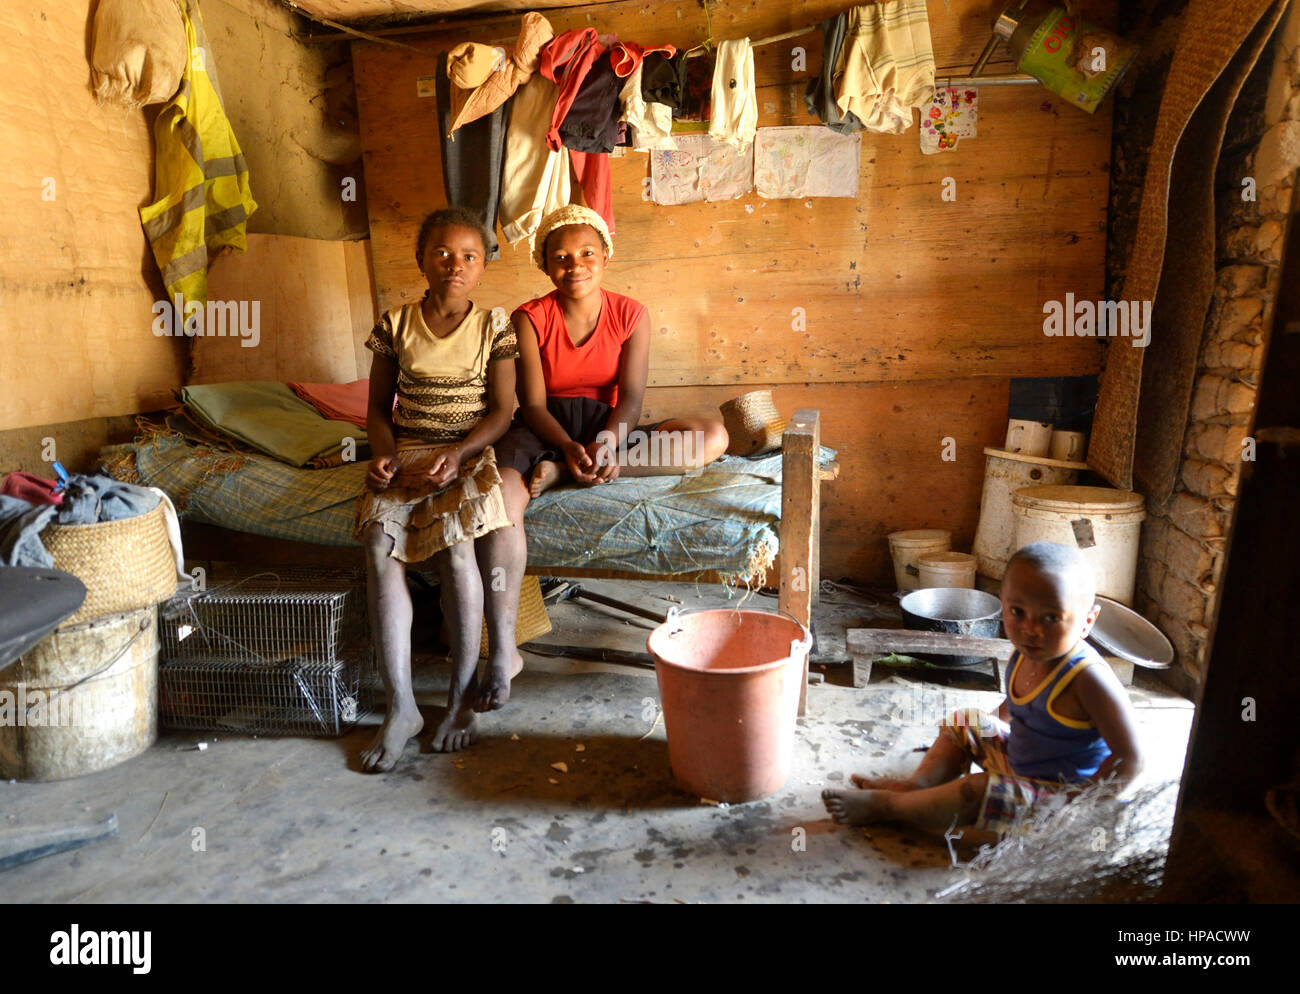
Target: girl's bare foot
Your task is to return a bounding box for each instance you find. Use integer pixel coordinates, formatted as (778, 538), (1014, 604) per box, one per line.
(429, 702), (478, 752)
(360, 706), (424, 772)
(476, 648), (524, 712)
(851, 773), (921, 791)
(528, 460), (564, 496)
(822, 788), (894, 826)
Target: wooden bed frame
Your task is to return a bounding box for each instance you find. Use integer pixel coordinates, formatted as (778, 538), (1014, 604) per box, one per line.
(181, 409), (834, 713)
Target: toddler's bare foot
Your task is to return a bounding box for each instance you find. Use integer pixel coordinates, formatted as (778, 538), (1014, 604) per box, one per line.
(822, 788), (894, 826)
(429, 702), (478, 752)
(528, 460), (564, 497)
(851, 773), (920, 791)
(360, 706), (424, 773)
(475, 648), (524, 712)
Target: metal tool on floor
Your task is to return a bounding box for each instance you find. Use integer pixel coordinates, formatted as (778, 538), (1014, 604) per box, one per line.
(539, 580), (667, 626)
(0, 813), (118, 872)
(525, 643), (656, 669)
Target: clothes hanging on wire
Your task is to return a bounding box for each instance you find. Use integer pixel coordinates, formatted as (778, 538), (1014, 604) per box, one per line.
(620, 63), (676, 150)
(609, 41), (675, 79)
(139, 0), (256, 305)
(437, 50), (512, 259)
(678, 51), (715, 122)
(641, 50), (688, 111)
(568, 150), (613, 236)
(805, 13), (865, 134)
(446, 11), (554, 135)
(500, 74), (573, 246)
(559, 50), (622, 154)
(834, 0), (935, 134)
(539, 28), (606, 151)
(709, 38), (758, 148)
(539, 28), (614, 233)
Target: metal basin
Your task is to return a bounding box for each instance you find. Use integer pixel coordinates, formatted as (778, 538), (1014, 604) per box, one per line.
(899, 587), (1004, 667)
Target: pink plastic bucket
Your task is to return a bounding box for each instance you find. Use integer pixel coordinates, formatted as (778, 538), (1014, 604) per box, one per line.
(647, 607), (812, 803)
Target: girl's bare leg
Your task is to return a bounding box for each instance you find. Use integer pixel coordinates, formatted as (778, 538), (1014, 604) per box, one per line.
(360, 523), (423, 772)
(428, 539), (484, 752)
(617, 418), (729, 477)
(474, 468), (528, 711)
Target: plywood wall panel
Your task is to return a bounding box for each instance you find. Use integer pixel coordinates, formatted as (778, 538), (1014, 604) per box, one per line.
(194, 234), (373, 384)
(642, 378), (1010, 585)
(0, 2), (184, 431)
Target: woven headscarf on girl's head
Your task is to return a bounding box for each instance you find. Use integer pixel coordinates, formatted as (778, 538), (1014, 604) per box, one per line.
(532, 204), (613, 271)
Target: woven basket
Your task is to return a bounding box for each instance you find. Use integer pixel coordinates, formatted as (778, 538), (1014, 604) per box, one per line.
(720, 390), (786, 456)
(479, 574), (552, 657)
(43, 502), (179, 627)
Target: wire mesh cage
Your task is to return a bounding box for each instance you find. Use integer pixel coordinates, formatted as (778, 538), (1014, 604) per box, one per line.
(158, 567), (378, 736)
(159, 658), (363, 737)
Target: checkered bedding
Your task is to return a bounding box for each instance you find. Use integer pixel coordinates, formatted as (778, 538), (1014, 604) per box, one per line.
(104, 434), (833, 582)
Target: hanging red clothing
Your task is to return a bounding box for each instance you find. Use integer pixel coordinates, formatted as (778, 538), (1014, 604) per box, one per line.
(540, 28), (605, 152)
(540, 28), (616, 234)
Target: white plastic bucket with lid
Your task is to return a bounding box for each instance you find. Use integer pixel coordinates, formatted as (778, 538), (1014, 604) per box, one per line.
(1010, 486), (1147, 605)
(972, 447), (1084, 579)
(887, 529), (951, 591)
(917, 551), (977, 589)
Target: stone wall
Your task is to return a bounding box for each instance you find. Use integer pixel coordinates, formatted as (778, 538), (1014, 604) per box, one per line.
(1112, 2), (1300, 695)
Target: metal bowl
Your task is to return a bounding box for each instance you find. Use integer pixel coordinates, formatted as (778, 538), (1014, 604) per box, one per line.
(899, 587), (1004, 667)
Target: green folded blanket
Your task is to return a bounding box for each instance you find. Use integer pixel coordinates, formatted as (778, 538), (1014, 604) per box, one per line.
(181, 381), (367, 468)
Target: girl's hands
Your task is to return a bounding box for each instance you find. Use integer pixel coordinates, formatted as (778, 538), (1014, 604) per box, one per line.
(562, 440), (597, 485)
(366, 455), (397, 492)
(586, 438), (619, 483)
(424, 446), (463, 489)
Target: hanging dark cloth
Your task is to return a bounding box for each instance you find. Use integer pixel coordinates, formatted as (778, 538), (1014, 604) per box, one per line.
(560, 50), (623, 154)
(640, 50), (688, 111)
(804, 13), (865, 134)
(437, 50), (512, 260)
(677, 51), (714, 122)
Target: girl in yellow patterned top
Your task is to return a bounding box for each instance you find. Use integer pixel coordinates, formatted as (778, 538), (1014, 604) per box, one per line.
(354, 208), (522, 768)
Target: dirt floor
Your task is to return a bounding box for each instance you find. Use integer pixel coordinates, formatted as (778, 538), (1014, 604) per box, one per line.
(2, 580), (1194, 903)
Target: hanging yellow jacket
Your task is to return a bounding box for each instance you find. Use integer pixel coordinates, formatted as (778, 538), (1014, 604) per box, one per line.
(139, 0), (256, 305)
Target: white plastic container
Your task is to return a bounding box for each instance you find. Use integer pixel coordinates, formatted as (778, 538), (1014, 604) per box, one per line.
(887, 529), (952, 590)
(1011, 486), (1147, 605)
(973, 447), (1084, 579)
(917, 551), (978, 589)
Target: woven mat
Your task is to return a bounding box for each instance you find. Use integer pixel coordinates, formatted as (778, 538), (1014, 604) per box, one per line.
(1089, 0), (1287, 494)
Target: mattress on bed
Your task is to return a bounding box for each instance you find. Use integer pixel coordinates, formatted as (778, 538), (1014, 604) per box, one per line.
(104, 433), (832, 581)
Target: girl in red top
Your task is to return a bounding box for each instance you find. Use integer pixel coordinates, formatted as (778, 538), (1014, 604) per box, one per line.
(495, 205), (729, 511)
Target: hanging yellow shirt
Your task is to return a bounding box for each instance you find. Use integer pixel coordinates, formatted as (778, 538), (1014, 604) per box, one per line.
(139, 0), (257, 305)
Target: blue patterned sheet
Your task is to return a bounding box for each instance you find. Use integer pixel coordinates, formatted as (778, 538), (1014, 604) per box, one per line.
(104, 434), (832, 581)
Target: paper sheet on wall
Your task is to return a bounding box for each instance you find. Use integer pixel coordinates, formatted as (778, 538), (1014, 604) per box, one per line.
(650, 134), (754, 205)
(920, 86), (979, 154)
(753, 127), (861, 199)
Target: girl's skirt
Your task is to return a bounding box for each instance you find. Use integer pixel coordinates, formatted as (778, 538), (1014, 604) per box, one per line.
(353, 442), (511, 563)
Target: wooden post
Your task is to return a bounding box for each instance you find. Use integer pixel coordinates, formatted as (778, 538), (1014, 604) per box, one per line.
(780, 409), (820, 716)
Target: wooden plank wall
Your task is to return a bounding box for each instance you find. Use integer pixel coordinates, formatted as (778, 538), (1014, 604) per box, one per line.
(352, 0), (1115, 584)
